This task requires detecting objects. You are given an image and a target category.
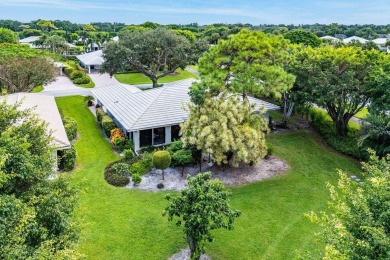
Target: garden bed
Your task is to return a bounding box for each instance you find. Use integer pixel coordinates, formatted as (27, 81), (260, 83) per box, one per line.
(126, 156), (289, 192)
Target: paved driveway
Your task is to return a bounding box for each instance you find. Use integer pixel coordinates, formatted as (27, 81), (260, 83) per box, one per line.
(42, 76), (79, 92)
(88, 73), (119, 88)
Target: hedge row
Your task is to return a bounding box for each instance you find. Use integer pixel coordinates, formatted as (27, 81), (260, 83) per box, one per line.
(64, 66), (91, 85)
(63, 116), (78, 141)
(58, 145), (76, 172)
(309, 108), (364, 159)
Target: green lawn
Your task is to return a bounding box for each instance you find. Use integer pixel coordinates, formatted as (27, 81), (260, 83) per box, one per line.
(354, 107), (369, 119)
(32, 85), (43, 93)
(187, 65), (199, 71)
(56, 96), (361, 259)
(115, 69), (197, 85)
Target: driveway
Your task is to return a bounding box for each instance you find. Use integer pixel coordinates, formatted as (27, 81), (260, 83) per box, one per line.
(42, 76), (80, 92)
(88, 73), (120, 88)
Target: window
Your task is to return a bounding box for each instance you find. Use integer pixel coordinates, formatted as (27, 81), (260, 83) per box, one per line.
(153, 127), (165, 145)
(171, 125), (180, 141)
(140, 129), (152, 147)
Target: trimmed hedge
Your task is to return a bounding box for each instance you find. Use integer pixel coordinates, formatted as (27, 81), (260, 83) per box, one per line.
(101, 115), (116, 137)
(132, 174), (142, 185)
(112, 163), (131, 175)
(64, 67), (74, 77)
(58, 145), (76, 171)
(130, 162), (149, 176)
(63, 116), (78, 141)
(73, 76), (91, 84)
(96, 108), (105, 124)
(309, 108), (363, 159)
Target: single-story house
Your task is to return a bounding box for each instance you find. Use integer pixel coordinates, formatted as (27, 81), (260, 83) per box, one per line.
(343, 36), (368, 44)
(19, 36), (41, 48)
(91, 79), (280, 151)
(320, 35), (340, 42)
(54, 62), (67, 76)
(76, 50), (104, 73)
(373, 38), (390, 53)
(0, 93), (71, 169)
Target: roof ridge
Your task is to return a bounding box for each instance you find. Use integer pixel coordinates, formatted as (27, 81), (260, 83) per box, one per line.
(127, 85), (168, 130)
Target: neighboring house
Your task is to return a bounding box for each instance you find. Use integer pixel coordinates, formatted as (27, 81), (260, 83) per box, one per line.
(112, 36), (119, 42)
(91, 79), (280, 151)
(76, 50), (104, 73)
(335, 34), (347, 40)
(320, 35), (340, 42)
(373, 38), (390, 53)
(87, 42), (100, 52)
(343, 36), (368, 44)
(54, 62), (67, 76)
(19, 36), (40, 48)
(0, 93), (71, 169)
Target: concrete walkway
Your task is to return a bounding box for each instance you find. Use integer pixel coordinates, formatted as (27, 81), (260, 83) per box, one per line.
(185, 67), (199, 78)
(42, 76), (80, 92)
(88, 73), (119, 88)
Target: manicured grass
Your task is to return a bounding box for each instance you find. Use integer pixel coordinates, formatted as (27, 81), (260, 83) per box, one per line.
(187, 65), (199, 71)
(115, 69), (197, 85)
(354, 107), (369, 119)
(56, 96), (361, 259)
(32, 85), (43, 93)
(75, 76), (95, 89)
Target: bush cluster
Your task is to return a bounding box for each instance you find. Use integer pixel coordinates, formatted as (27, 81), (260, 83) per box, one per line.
(104, 162), (130, 187)
(124, 149), (135, 159)
(132, 174), (142, 185)
(110, 128), (125, 144)
(130, 162), (149, 176)
(101, 115), (116, 137)
(96, 108), (105, 123)
(63, 116), (78, 141)
(58, 145), (76, 171)
(70, 70), (84, 80)
(64, 67), (73, 76)
(73, 76), (91, 85)
(167, 141), (193, 166)
(309, 108), (363, 159)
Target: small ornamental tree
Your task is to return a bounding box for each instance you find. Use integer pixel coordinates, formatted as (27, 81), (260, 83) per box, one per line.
(307, 151), (390, 259)
(164, 172), (241, 259)
(153, 151), (171, 180)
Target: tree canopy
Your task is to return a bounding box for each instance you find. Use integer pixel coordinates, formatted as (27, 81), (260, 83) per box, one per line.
(0, 101), (79, 258)
(0, 43), (56, 93)
(102, 28), (192, 88)
(164, 172), (241, 259)
(0, 27), (17, 43)
(197, 28), (295, 100)
(283, 29), (321, 47)
(308, 151), (390, 259)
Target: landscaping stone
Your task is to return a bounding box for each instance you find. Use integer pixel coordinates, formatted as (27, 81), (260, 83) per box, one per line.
(126, 156), (289, 192)
(169, 249), (210, 260)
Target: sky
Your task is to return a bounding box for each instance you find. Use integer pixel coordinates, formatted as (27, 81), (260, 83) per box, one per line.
(0, 0), (389, 25)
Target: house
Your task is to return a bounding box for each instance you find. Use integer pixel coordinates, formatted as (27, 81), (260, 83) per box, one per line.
(320, 35), (340, 42)
(87, 42), (100, 52)
(54, 62), (67, 76)
(335, 34), (347, 40)
(19, 36), (40, 48)
(373, 38), (390, 53)
(343, 36), (368, 44)
(91, 79), (280, 151)
(0, 93), (71, 169)
(76, 50), (104, 73)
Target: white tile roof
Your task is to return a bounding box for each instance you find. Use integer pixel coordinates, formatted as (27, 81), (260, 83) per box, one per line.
(76, 50), (104, 66)
(0, 93), (71, 149)
(320, 36), (340, 41)
(19, 36), (40, 43)
(343, 36), (368, 44)
(373, 38), (389, 45)
(91, 79), (280, 132)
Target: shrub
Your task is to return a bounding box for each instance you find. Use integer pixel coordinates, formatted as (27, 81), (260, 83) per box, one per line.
(70, 70), (84, 80)
(167, 140), (184, 154)
(73, 76), (91, 85)
(157, 183), (164, 189)
(265, 147), (273, 159)
(104, 170), (130, 187)
(153, 150), (171, 170)
(64, 67), (74, 76)
(101, 115), (116, 136)
(132, 174), (142, 185)
(63, 116), (78, 141)
(130, 162), (149, 176)
(309, 108), (362, 159)
(110, 128), (125, 144)
(140, 152), (153, 169)
(112, 163), (131, 175)
(171, 149), (192, 167)
(114, 137), (127, 150)
(138, 145), (160, 154)
(124, 149), (135, 159)
(58, 145), (76, 171)
(96, 108), (105, 124)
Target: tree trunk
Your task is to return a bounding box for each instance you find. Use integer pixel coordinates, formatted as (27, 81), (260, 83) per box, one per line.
(335, 118), (349, 137)
(151, 76), (159, 88)
(187, 235), (200, 260)
(162, 170), (164, 180)
(282, 93), (294, 128)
